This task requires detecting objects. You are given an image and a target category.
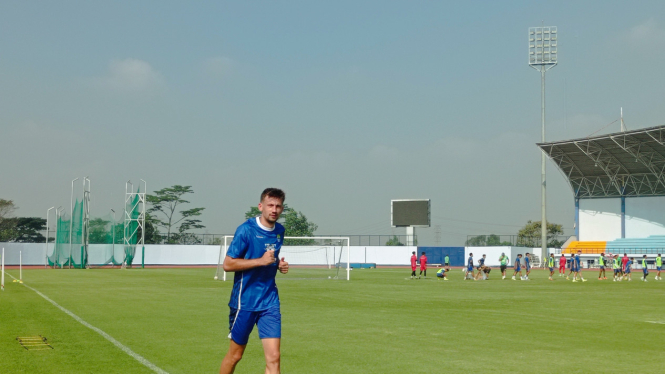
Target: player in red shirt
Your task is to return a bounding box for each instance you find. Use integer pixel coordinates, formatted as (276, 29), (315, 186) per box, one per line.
(410, 251), (417, 279)
(558, 254), (566, 277)
(419, 252), (428, 279)
(622, 253), (629, 278)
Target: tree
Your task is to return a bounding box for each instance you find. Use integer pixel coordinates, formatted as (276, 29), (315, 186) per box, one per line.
(147, 185), (205, 243)
(140, 213), (161, 244)
(517, 220), (564, 248)
(465, 234), (513, 246)
(244, 204), (318, 244)
(0, 199), (17, 240)
(0, 217), (46, 242)
(385, 235), (404, 246)
(88, 218), (113, 244)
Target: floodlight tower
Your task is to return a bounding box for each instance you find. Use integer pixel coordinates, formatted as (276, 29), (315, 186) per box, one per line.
(529, 25), (557, 261)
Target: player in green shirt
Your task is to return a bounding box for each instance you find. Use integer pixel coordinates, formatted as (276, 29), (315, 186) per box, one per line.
(499, 253), (509, 280)
(598, 253), (607, 280)
(612, 254), (621, 282)
(656, 254), (662, 280)
(444, 255), (450, 267)
(641, 255), (649, 282)
(436, 267), (449, 281)
(547, 253), (556, 281)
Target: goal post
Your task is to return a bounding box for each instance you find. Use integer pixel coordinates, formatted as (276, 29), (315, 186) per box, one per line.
(214, 236), (351, 281)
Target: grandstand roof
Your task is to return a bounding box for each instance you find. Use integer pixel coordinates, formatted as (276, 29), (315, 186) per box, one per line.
(537, 124), (665, 199)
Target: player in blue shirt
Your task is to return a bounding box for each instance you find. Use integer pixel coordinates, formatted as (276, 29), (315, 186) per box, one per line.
(474, 254), (485, 280)
(220, 188), (290, 374)
(566, 254), (575, 280)
(624, 257), (633, 281)
(465, 253), (475, 280)
(572, 250), (587, 282)
(523, 253), (531, 281)
(512, 254), (523, 280)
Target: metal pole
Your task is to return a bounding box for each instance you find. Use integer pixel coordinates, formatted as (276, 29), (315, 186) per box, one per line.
(69, 177), (79, 269)
(46, 206), (54, 268)
(1, 247), (4, 291)
(541, 65), (547, 261)
(141, 179), (146, 269)
(111, 209), (116, 267)
(55, 207), (63, 268)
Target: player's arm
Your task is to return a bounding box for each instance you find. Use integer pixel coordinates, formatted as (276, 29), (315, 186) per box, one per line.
(223, 250), (275, 272)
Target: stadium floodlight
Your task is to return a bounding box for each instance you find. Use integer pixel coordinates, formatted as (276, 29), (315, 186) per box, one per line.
(45, 206), (55, 268)
(69, 178), (80, 269)
(529, 26), (557, 262)
(111, 209), (116, 263)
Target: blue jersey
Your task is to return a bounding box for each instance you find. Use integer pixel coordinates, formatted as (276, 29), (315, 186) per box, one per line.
(479, 258), (485, 266)
(626, 260), (632, 268)
(525, 257), (530, 267)
(227, 218), (285, 312)
(468, 257), (473, 268)
(575, 255), (581, 268)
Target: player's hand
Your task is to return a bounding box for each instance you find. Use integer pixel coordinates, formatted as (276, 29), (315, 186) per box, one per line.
(262, 249), (276, 266)
(278, 257), (289, 274)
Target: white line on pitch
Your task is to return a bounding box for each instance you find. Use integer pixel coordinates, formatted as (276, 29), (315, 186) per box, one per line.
(5, 272), (169, 374)
(646, 321), (665, 325)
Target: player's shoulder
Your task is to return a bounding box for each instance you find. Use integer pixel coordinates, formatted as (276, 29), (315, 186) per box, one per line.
(237, 218), (256, 232)
(273, 222), (286, 235)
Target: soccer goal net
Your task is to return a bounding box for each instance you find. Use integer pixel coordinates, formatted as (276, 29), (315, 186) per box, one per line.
(214, 236), (351, 281)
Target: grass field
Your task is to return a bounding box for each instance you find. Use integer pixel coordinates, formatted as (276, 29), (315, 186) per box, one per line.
(2, 267), (664, 373)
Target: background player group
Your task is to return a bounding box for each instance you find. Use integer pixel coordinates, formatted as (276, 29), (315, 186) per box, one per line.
(410, 251), (662, 283)
(561, 252), (662, 282)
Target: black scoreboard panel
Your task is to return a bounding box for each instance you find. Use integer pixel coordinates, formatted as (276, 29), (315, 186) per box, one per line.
(391, 200), (430, 227)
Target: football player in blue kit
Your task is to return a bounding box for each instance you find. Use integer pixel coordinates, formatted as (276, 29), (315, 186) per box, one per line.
(220, 188), (290, 374)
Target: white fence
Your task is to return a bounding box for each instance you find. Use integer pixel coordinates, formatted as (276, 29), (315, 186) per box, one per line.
(0, 243), (418, 266)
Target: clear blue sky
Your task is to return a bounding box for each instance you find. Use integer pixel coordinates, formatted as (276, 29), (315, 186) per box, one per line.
(1, 1), (664, 244)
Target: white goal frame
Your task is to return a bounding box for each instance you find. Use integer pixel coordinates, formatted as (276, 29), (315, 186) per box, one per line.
(215, 236), (351, 281)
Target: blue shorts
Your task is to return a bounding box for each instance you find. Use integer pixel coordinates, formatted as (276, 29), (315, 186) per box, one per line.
(625, 269), (631, 274)
(643, 268), (649, 275)
(657, 266), (661, 271)
(436, 272), (444, 278)
(549, 267), (554, 272)
(515, 267), (521, 272)
(600, 266), (605, 270)
(228, 306), (281, 345)
(467, 266), (473, 271)
(525, 266), (531, 272)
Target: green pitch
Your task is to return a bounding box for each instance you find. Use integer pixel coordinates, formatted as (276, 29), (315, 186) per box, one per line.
(1, 267), (663, 373)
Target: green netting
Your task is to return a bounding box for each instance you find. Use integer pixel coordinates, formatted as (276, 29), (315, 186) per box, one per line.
(123, 188), (141, 266)
(88, 213), (125, 267)
(49, 199), (85, 268)
(48, 188), (142, 268)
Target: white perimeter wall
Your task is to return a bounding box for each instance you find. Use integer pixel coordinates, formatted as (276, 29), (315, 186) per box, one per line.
(579, 198), (622, 241)
(625, 197), (665, 238)
(0, 244), (418, 266)
(0, 244), (560, 266)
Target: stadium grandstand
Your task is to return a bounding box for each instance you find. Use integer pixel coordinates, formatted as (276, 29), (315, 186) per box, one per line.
(539, 124), (665, 266)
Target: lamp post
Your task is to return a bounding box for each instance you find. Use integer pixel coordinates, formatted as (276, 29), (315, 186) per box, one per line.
(111, 209), (116, 266)
(69, 177), (79, 269)
(55, 206), (63, 268)
(45, 206), (55, 268)
(529, 25), (558, 262)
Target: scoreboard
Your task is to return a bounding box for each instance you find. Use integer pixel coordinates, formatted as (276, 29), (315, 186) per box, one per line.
(391, 199), (430, 227)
